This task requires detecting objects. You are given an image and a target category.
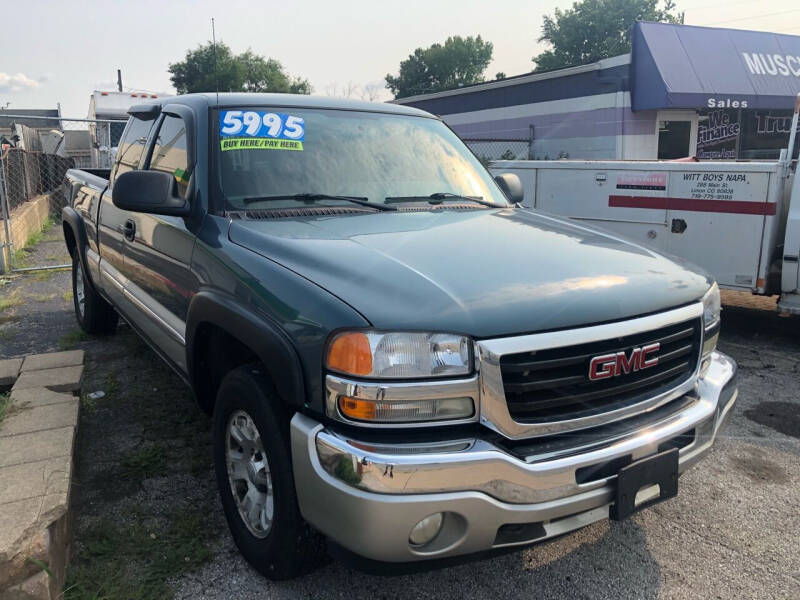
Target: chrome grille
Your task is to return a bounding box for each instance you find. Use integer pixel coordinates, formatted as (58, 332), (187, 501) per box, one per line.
(500, 318), (702, 423)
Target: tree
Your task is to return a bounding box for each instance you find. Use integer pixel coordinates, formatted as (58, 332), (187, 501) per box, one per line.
(385, 35), (493, 99)
(532, 0), (683, 72)
(169, 42), (311, 94)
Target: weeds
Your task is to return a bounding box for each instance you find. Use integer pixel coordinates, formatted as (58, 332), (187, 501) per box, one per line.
(0, 392), (9, 426)
(63, 510), (212, 600)
(63, 290), (74, 302)
(32, 269), (62, 282)
(32, 293), (56, 302)
(103, 372), (120, 398)
(9, 218), (53, 268)
(0, 289), (22, 312)
(59, 329), (89, 350)
(120, 446), (167, 479)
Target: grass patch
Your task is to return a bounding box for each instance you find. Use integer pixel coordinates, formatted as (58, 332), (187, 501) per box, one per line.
(32, 269), (62, 282)
(103, 372), (120, 398)
(120, 446), (167, 479)
(62, 290), (74, 302)
(59, 329), (89, 350)
(0, 393), (9, 426)
(0, 289), (22, 312)
(10, 218), (53, 268)
(64, 510), (212, 600)
(32, 293), (56, 302)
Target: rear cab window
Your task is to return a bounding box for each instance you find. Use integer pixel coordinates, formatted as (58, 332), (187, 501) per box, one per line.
(112, 117), (154, 183)
(148, 115), (190, 197)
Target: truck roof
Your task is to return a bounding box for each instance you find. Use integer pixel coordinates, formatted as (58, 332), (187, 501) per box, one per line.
(135, 92), (435, 119)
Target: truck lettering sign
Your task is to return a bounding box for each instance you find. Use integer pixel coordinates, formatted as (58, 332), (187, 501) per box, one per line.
(588, 343), (660, 381)
(616, 173), (667, 191)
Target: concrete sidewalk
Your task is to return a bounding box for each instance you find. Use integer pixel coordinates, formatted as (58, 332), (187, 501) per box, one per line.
(0, 350), (83, 600)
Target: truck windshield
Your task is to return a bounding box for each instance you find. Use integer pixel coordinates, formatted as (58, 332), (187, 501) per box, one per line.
(215, 107), (509, 210)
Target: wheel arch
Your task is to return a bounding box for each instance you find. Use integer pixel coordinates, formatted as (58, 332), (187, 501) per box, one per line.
(62, 206), (98, 293)
(186, 290), (306, 414)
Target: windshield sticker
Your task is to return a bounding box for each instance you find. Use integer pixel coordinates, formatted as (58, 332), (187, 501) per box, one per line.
(219, 110), (305, 152)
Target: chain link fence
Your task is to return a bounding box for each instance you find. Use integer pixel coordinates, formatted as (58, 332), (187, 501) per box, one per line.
(462, 138), (532, 165)
(1, 115), (126, 273)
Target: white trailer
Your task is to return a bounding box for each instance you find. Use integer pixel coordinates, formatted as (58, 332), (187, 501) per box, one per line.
(489, 98), (800, 315)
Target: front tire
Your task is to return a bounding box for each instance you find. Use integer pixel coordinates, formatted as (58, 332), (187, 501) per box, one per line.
(213, 364), (325, 579)
(71, 253), (118, 334)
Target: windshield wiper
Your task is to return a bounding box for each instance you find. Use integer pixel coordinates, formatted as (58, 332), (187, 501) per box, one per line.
(384, 192), (499, 209)
(242, 193), (397, 211)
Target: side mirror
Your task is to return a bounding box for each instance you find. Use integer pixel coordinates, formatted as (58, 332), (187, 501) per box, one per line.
(112, 170), (190, 217)
(494, 172), (524, 205)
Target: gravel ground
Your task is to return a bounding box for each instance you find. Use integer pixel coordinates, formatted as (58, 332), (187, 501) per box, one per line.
(1, 228), (798, 599)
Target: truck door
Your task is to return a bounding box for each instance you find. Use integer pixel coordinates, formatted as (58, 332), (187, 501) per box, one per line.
(98, 115), (155, 309)
(121, 112), (198, 372)
(665, 168), (773, 290)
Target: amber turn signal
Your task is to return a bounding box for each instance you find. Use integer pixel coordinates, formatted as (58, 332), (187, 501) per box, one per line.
(326, 332), (373, 376)
(338, 396), (377, 420)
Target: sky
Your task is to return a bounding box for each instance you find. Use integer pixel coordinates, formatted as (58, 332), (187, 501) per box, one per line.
(1, 0), (799, 118)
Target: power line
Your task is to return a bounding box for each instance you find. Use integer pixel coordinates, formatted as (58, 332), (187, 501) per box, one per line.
(701, 8), (800, 26)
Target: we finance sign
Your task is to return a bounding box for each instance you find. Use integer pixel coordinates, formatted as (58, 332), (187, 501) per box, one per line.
(742, 53), (800, 78)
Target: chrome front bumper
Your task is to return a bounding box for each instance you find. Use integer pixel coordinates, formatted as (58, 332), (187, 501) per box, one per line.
(291, 351), (737, 564)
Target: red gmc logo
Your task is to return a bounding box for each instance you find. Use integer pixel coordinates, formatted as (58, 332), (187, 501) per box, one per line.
(588, 343), (660, 381)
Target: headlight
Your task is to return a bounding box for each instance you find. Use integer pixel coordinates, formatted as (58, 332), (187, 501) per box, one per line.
(326, 331), (471, 379)
(702, 282), (721, 330)
(701, 283), (721, 368)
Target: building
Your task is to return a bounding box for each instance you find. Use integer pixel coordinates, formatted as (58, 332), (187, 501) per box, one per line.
(0, 108), (61, 151)
(394, 22), (800, 161)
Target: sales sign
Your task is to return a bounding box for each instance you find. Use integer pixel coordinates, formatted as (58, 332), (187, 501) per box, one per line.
(219, 110), (305, 151)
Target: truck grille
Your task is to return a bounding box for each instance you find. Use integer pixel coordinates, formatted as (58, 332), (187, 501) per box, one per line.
(500, 318), (702, 423)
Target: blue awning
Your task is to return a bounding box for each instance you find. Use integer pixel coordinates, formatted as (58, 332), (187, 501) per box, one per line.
(631, 22), (800, 111)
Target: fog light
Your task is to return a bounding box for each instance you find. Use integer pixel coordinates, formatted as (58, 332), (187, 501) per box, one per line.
(409, 513), (444, 547)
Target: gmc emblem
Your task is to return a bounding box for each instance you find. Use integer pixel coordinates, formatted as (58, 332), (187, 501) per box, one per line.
(588, 343), (660, 381)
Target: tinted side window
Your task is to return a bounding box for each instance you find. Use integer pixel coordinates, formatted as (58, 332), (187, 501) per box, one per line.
(113, 117), (154, 181)
(149, 115), (189, 197)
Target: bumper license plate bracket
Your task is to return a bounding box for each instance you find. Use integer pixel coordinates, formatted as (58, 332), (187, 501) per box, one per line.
(611, 448), (679, 521)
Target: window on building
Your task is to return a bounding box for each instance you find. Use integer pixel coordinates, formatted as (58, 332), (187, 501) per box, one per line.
(696, 109), (739, 160)
(739, 110), (798, 161)
(112, 117), (154, 181)
(658, 120), (692, 159)
(148, 115), (190, 197)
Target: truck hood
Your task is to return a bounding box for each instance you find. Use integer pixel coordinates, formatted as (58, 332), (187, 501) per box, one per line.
(228, 208), (711, 338)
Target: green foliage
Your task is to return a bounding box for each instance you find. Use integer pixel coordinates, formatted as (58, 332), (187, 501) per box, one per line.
(0, 289), (22, 312)
(386, 35), (494, 99)
(58, 328), (89, 351)
(0, 392), (9, 426)
(169, 41), (312, 95)
(334, 455), (362, 486)
(532, 0), (683, 71)
(120, 446), (167, 479)
(63, 511), (212, 600)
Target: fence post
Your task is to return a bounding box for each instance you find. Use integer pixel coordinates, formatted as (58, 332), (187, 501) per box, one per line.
(528, 125), (535, 160)
(0, 154), (13, 274)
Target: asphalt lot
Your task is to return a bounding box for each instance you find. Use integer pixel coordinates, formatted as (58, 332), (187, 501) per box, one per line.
(1, 228), (798, 599)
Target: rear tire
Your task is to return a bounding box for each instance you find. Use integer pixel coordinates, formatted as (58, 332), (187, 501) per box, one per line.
(213, 364), (326, 580)
(72, 253), (118, 334)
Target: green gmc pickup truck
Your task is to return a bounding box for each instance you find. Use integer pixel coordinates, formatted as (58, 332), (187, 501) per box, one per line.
(63, 93), (737, 579)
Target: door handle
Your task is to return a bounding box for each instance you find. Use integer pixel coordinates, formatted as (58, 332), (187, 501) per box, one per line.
(124, 219), (136, 242)
(671, 219), (687, 234)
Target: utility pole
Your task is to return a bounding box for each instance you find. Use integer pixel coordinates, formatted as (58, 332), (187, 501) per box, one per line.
(117, 69), (123, 92)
